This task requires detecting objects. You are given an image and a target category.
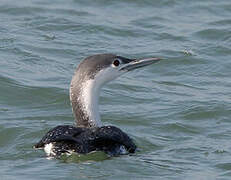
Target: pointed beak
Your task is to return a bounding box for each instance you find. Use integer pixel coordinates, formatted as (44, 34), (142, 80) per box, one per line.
(119, 57), (162, 71)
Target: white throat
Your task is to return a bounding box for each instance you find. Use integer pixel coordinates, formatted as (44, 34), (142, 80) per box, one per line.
(80, 79), (102, 127)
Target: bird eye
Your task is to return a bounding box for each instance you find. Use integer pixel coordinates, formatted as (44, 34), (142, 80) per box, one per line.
(113, 59), (120, 67)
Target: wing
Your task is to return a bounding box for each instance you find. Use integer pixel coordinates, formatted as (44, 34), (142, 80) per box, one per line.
(92, 126), (136, 154)
(33, 125), (86, 149)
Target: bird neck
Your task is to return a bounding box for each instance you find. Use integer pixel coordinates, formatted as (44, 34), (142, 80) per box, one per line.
(70, 77), (102, 128)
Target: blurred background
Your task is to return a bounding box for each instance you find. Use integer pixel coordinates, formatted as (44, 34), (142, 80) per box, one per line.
(1, 0), (231, 179)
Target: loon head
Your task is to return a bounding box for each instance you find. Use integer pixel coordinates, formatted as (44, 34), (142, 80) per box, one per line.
(70, 54), (161, 128)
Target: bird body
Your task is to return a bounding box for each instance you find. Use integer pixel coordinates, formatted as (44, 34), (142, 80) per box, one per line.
(34, 125), (136, 156)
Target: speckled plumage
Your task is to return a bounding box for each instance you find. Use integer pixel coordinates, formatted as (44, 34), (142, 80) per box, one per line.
(34, 125), (136, 156)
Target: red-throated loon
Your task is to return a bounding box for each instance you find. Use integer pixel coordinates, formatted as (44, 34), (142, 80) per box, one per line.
(34, 54), (161, 157)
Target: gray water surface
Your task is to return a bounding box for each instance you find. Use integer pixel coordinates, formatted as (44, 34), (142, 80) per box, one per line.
(1, 0), (231, 179)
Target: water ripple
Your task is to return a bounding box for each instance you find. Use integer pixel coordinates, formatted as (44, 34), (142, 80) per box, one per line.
(1, 0), (231, 179)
